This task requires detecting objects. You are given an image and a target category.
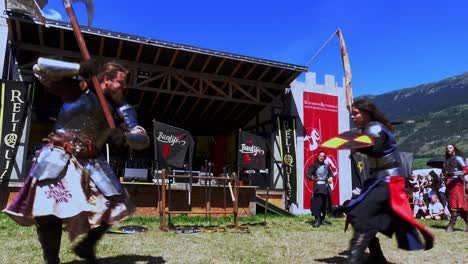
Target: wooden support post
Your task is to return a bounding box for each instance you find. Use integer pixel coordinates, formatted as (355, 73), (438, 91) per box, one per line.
(159, 169), (167, 231)
(264, 187), (269, 227)
(234, 170), (239, 227)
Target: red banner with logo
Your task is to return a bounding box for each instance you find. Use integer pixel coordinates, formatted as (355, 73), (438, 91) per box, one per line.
(303, 92), (340, 209)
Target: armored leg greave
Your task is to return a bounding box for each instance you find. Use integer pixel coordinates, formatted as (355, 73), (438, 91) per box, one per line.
(367, 236), (387, 263)
(458, 209), (468, 232)
(446, 210), (458, 232)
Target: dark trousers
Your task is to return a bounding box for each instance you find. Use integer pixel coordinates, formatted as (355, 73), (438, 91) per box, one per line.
(36, 216), (62, 264)
(415, 209), (426, 219)
(36, 215), (109, 264)
(311, 193), (327, 221)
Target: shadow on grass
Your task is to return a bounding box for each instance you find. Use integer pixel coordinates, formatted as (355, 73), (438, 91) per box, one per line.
(315, 250), (348, 263)
(315, 250), (397, 264)
(64, 255), (165, 264)
(430, 223), (464, 232)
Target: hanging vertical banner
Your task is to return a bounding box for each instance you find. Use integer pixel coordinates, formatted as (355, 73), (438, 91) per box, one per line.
(153, 120), (194, 169)
(0, 81), (30, 182)
(238, 131), (267, 170)
(351, 151), (369, 192)
(276, 115), (298, 206)
(303, 92), (340, 209)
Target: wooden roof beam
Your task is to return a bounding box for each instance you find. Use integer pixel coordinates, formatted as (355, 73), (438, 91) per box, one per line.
(231, 82), (257, 102)
(116, 40), (123, 58)
(183, 98), (201, 122)
(244, 64), (257, 79)
(98, 36), (104, 56)
(60, 29), (65, 49)
(162, 94), (176, 116)
(234, 104), (254, 121)
(149, 91), (161, 114)
(135, 44), (143, 62)
(13, 43), (287, 90)
(201, 56), (212, 72)
(37, 25), (44, 46)
(170, 52), (198, 93)
(271, 69), (285, 83)
(223, 103), (242, 121)
(152, 47), (162, 64)
(169, 50), (179, 67)
(215, 58), (226, 74)
(258, 86), (276, 100)
(185, 53), (197, 70)
(149, 74), (168, 113)
(285, 72), (300, 85)
(137, 72), (166, 86)
(218, 61), (243, 91)
(205, 80), (227, 97)
(173, 94), (189, 119)
(172, 74), (199, 94)
(257, 66), (271, 81)
(200, 100), (215, 117)
(136, 90), (146, 110)
(15, 20), (22, 41)
(210, 101), (227, 120)
(135, 85), (273, 106)
(6, 18), (14, 42)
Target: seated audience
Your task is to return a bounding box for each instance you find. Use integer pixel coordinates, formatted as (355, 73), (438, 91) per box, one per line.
(425, 194), (446, 220)
(413, 199), (427, 219)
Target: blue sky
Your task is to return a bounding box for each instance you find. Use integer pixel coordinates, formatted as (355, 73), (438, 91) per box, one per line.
(42, 0), (468, 97)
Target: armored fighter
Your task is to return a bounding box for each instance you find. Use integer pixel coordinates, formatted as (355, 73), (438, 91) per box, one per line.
(3, 59), (149, 264)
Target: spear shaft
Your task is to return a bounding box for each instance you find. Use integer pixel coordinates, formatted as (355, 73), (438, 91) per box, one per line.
(63, 0), (116, 128)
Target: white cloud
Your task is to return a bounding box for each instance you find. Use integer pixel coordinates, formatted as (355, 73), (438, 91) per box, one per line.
(43, 9), (63, 21)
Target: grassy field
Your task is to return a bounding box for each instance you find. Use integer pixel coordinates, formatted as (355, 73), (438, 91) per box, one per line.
(0, 213), (466, 264)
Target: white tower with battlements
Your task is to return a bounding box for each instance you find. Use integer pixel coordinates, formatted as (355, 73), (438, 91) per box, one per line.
(288, 72), (351, 215)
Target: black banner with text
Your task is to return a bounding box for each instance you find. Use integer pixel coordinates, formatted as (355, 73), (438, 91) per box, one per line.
(276, 116), (298, 207)
(0, 81), (30, 183)
(153, 120), (194, 169)
(238, 131), (267, 170)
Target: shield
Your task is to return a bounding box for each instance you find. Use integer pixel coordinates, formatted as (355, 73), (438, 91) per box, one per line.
(321, 130), (374, 150)
(107, 225), (148, 234)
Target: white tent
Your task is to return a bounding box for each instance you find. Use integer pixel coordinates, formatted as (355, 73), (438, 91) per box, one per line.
(412, 168), (442, 176)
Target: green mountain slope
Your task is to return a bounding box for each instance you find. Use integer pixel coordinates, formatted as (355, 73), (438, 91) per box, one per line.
(393, 104), (468, 158)
(361, 72), (468, 168)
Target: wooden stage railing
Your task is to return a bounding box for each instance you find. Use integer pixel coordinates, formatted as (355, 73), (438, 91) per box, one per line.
(159, 169), (239, 231)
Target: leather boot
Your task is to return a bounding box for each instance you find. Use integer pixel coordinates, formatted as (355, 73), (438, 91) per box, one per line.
(36, 218), (62, 264)
(446, 211), (458, 232)
(367, 236), (387, 264)
(73, 224), (109, 264)
(312, 216), (321, 228)
(459, 210), (468, 232)
(348, 231), (375, 264)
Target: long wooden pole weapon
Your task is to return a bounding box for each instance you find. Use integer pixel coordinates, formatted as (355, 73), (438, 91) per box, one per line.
(62, 0), (116, 129)
(306, 28), (353, 111)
